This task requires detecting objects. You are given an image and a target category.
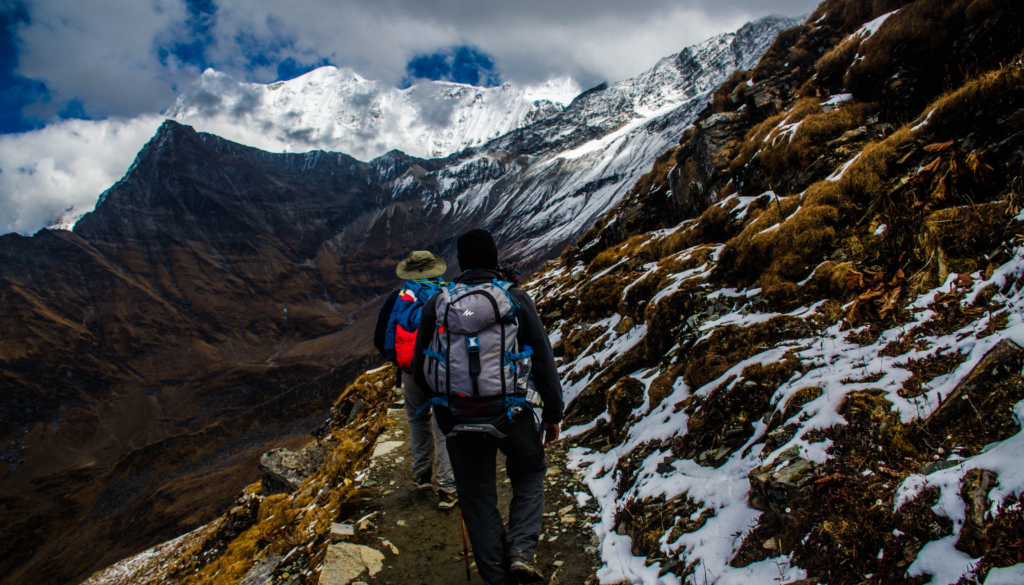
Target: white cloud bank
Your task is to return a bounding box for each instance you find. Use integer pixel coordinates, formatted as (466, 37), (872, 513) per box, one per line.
(0, 116), (163, 235)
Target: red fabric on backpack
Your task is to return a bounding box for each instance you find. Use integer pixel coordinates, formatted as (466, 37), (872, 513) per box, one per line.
(395, 324), (418, 372)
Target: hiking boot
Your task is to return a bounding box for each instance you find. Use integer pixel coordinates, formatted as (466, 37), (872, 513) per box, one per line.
(413, 472), (433, 491)
(509, 556), (543, 583)
(437, 489), (458, 511)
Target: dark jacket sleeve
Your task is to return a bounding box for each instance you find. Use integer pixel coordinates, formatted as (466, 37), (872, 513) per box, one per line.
(373, 290), (400, 360)
(512, 288), (564, 424)
(413, 291), (439, 393)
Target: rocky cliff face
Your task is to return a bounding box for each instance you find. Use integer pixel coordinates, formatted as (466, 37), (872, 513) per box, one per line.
(0, 17), (798, 585)
(521, 0), (1024, 583)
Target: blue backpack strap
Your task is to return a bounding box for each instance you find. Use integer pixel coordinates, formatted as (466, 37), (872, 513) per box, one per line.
(424, 347), (447, 365)
(504, 348), (534, 361)
(503, 348), (534, 374)
(489, 279), (519, 316)
(415, 396), (449, 416)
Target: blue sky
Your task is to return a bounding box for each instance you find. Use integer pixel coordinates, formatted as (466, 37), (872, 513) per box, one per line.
(1, 5), (45, 133)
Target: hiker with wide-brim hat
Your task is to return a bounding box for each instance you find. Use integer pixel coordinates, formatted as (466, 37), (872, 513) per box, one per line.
(372, 250), (457, 510)
(396, 250), (447, 279)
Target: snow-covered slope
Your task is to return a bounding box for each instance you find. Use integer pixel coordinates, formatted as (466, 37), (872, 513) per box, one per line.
(373, 15), (802, 262)
(166, 67), (580, 160)
(514, 3), (1024, 583)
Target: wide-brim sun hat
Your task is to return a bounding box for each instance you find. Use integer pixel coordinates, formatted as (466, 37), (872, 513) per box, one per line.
(396, 250), (447, 279)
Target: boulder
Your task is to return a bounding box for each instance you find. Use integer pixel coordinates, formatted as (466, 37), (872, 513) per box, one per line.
(260, 442), (327, 495)
(239, 554), (284, 585)
(318, 543), (384, 585)
(330, 523), (356, 542)
(923, 339), (1024, 435)
(748, 457), (815, 519)
(956, 468), (999, 558)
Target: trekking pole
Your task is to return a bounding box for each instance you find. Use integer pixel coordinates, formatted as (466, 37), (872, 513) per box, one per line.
(459, 504), (471, 582)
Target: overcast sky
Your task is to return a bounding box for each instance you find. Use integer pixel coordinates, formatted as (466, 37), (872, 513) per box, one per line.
(0, 0), (817, 234)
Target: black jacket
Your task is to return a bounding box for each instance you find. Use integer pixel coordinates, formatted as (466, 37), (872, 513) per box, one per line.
(373, 290), (400, 360)
(413, 269), (564, 426)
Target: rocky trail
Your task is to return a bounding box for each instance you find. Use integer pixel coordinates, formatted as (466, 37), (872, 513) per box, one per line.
(329, 399), (602, 585)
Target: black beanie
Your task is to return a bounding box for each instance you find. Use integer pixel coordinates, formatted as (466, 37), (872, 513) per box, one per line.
(457, 228), (498, 271)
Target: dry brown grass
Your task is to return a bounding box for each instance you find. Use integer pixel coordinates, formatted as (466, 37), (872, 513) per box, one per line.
(1010, 108), (1024, 131)
(577, 275), (630, 320)
(845, 0), (1021, 106)
(629, 146), (679, 201)
(727, 98), (828, 178)
(809, 0), (910, 32)
(720, 123), (915, 303)
(727, 112), (788, 175)
(655, 205), (734, 257)
(815, 33), (864, 89)
(589, 234), (654, 272)
(925, 63), (1024, 137)
(752, 25), (813, 82)
(761, 102), (873, 178)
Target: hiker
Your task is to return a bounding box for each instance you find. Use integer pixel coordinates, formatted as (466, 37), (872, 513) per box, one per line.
(413, 229), (564, 585)
(373, 250), (458, 511)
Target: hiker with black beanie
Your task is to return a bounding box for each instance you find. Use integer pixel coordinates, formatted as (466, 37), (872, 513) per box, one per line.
(413, 228), (564, 584)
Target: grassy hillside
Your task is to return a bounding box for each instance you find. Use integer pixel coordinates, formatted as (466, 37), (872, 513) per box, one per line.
(524, 0), (1024, 582)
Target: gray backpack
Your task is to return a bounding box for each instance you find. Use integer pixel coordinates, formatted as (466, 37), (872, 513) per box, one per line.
(420, 279), (534, 437)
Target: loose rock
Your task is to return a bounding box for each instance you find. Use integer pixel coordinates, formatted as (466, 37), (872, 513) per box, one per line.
(318, 543), (384, 585)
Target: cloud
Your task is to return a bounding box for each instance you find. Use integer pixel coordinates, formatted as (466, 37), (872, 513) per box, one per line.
(13, 0), (190, 120)
(415, 93), (459, 129)
(0, 0), (820, 236)
(0, 116), (163, 234)
(8, 0), (819, 123)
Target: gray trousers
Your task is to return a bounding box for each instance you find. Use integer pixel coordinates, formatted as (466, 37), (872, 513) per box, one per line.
(446, 414), (546, 585)
(402, 372), (455, 491)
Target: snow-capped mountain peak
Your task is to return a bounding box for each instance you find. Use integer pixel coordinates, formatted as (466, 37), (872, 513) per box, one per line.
(166, 65), (582, 160)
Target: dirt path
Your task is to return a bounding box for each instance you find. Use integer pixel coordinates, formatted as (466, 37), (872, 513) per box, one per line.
(339, 404), (602, 584)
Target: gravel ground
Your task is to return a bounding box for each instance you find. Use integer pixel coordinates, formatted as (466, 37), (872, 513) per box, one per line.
(341, 406), (602, 584)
